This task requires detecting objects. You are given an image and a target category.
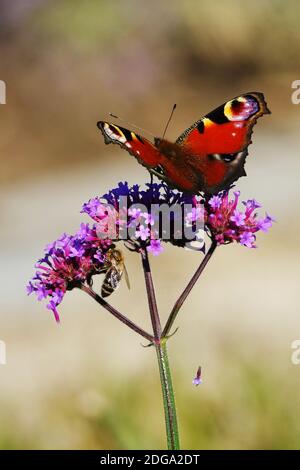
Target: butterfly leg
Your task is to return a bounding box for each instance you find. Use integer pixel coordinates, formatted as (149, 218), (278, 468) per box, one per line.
(149, 167), (169, 185)
(149, 168), (183, 195)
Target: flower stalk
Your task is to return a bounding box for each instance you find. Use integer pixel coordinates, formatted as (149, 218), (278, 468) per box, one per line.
(155, 340), (180, 450)
(141, 248), (161, 341)
(81, 284), (154, 343)
(140, 249), (180, 450)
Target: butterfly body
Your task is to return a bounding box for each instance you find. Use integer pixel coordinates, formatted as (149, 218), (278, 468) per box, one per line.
(98, 92), (270, 194)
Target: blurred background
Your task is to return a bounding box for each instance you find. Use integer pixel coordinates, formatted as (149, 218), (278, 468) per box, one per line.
(0, 0), (300, 449)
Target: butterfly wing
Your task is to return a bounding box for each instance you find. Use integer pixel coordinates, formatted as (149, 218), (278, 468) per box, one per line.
(174, 92), (270, 193)
(176, 92), (270, 153)
(97, 121), (162, 169)
(98, 92), (269, 195)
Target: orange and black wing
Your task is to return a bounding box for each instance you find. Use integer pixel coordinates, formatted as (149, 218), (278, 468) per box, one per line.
(97, 121), (162, 169)
(176, 92), (270, 153)
(174, 92), (270, 193)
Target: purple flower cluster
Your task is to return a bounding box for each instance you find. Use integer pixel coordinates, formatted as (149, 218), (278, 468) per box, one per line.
(205, 191), (274, 247)
(82, 182), (205, 254)
(27, 224), (112, 322)
(28, 182), (274, 321)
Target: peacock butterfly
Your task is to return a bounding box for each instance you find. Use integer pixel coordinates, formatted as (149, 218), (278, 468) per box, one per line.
(97, 92), (270, 194)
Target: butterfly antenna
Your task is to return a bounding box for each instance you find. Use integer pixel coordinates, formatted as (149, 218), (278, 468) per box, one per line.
(162, 103), (177, 140)
(109, 113), (155, 139)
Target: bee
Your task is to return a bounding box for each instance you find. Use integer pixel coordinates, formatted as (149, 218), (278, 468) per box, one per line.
(100, 247), (130, 298)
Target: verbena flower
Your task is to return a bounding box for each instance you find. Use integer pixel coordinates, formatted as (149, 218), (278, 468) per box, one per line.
(28, 182), (274, 321)
(205, 190), (274, 247)
(27, 224), (113, 322)
(147, 239), (164, 256)
(81, 183), (273, 250)
(81, 182), (205, 252)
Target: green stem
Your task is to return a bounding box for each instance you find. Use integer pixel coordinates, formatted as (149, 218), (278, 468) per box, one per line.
(155, 340), (180, 450)
(140, 248), (180, 449)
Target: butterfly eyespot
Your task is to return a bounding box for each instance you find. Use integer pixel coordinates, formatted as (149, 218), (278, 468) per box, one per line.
(109, 124), (122, 135)
(155, 164), (165, 175)
(119, 127), (133, 142)
(104, 124), (126, 142)
(231, 98), (242, 108)
(220, 153), (237, 162)
(208, 153), (238, 162)
(208, 153), (221, 161)
(224, 96), (260, 122)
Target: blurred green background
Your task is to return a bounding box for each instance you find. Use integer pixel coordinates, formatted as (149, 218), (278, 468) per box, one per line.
(0, 0), (300, 449)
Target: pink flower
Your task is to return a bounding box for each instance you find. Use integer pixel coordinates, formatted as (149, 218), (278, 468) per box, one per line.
(147, 239), (164, 256)
(135, 225), (150, 241)
(230, 209), (246, 226)
(205, 191), (274, 248)
(27, 225), (113, 322)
